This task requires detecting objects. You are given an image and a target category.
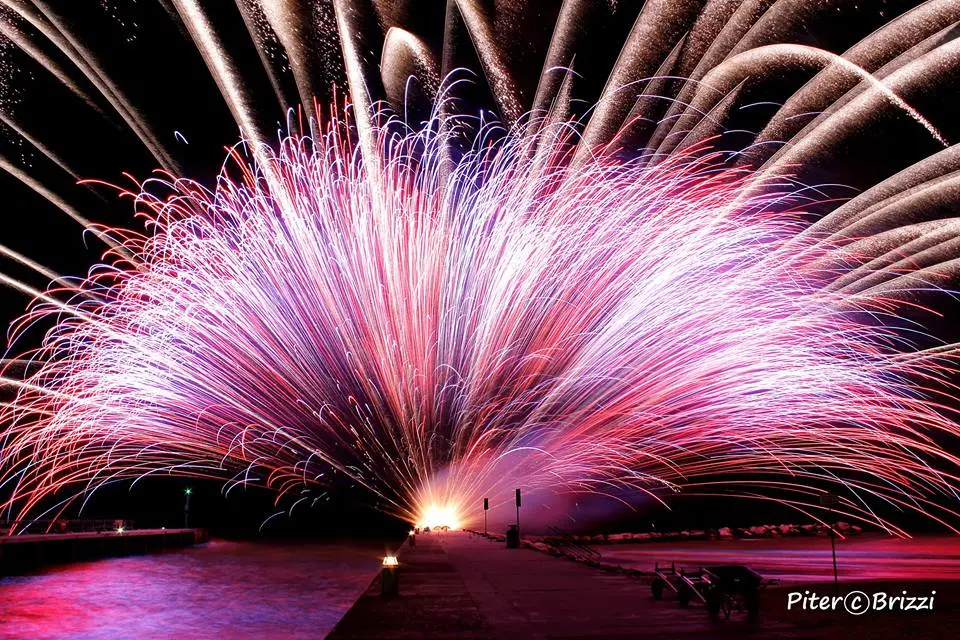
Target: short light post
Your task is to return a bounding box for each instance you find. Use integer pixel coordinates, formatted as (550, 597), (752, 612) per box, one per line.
(408, 529), (416, 546)
(483, 498), (489, 536)
(381, 554), (400, 597)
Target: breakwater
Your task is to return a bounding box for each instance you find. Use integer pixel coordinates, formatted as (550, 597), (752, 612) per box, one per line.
(0, 528), (208, 575)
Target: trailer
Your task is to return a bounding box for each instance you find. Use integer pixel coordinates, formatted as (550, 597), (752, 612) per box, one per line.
(651, 562), (711, 608)
(652, 562), (777, 620)
(650, 561), (681, 600)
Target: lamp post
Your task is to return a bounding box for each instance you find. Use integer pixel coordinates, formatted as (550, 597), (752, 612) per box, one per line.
(515, 488), (521, 534)
(820, 492), (840, 593)
(184, 487), (192, 529)
(506, 489), (521, 548)
(483, 498), (489, 536)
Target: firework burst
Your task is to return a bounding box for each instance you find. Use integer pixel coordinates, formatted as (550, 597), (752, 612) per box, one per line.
(2, 107), (959, 534)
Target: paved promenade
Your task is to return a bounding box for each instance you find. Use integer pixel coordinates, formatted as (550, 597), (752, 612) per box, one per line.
(329, 531), (806, 639)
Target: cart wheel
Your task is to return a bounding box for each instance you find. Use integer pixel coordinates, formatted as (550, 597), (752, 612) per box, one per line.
(652, 578), (665, 600)
(705, 589), (722, 620)
(677, 585), (692, 608)
(745, 591), (760, 621)
(720, 595), (732, 620)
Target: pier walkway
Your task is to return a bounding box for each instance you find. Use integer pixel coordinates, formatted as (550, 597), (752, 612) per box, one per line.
(329, 530), (805, 639)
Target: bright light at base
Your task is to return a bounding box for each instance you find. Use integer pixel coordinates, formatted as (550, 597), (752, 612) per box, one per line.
(417, 504), (461, 530)
(382, 555), (399, 567)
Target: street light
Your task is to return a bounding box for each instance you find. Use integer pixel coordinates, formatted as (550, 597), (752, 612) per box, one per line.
(820, 492), (840, 593)
(506, 489), (521, 548)
(184, 487), (192, 528)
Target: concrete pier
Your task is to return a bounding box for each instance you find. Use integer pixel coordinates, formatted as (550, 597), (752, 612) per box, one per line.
(329, 531), (803, 639)
(0, 528), (208, 575)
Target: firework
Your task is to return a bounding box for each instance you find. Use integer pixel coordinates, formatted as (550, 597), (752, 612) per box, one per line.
(1, 108), (958, 535)
(2, 2), (960, 534)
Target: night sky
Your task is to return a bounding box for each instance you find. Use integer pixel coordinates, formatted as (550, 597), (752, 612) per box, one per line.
(3, 1), (960, 538)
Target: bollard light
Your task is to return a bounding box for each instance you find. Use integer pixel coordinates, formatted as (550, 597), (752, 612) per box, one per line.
(381, 555), (400, 597)
(408, 530), (416, 546)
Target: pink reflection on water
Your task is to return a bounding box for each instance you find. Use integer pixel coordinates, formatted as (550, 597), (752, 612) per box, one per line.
(0, 540), (380, 640)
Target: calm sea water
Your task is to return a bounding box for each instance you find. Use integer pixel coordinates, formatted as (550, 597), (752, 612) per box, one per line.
(0, 539), (385, 639)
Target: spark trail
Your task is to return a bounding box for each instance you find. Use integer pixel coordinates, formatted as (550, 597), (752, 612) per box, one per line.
(2, 110), (960, 534)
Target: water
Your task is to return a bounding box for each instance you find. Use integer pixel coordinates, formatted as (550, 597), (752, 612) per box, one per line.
(0, 539), (386, 639)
